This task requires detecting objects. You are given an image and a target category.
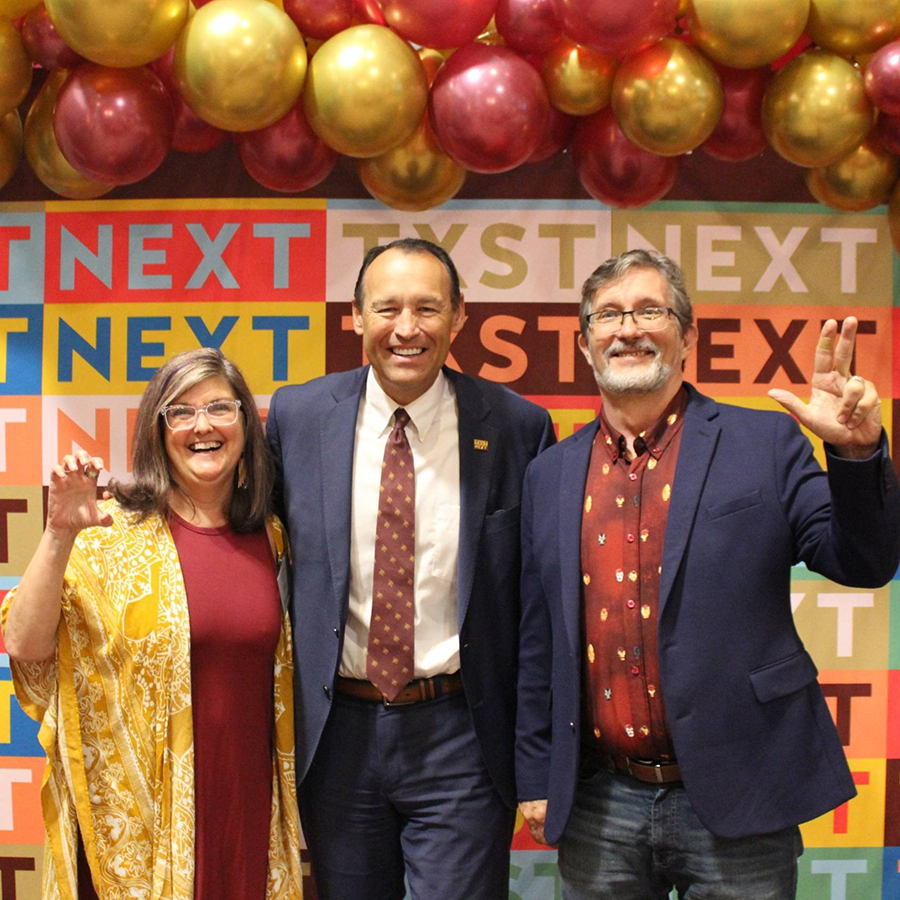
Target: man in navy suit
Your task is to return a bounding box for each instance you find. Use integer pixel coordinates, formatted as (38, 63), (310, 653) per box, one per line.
(267, 238), (555, 900)
(516, 249), (900, 899)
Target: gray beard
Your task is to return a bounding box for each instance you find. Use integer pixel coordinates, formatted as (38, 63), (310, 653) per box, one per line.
(592, 339), (674, 395)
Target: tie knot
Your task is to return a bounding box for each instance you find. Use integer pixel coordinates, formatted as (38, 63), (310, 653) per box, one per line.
(394, 408), (410, 429)
(389, 408), (410, 445)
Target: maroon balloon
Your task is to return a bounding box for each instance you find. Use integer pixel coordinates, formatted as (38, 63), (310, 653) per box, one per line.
(865, 41), (900, 116)
(701, 65), (769, 162)
(527, 105), (575, 162)
(21, 4), (83, 70)
(429, 43), (550, 173)
(876, 112), (900, 155)
(150, 49), (226, 154)
(551, 0), (679, 58)
(283, 0), (353, 40)
(53, 64), (175, 185)
(235, 101), (338, 192)
(382, 0), (496, 49)
(572, 106), (677, 208)
(495, 0), (562, 55)
(354, 0), (387, 25)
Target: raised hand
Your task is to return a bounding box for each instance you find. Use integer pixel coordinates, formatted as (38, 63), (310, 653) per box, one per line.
(46, 451), (113, 536)
(768, 317), (882, 458)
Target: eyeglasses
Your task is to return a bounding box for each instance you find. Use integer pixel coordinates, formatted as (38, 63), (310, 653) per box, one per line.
(160, 399), (242, 431)
(586, 307), (676, 334)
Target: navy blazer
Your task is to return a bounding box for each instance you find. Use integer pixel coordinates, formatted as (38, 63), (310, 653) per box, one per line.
(268, 366), (555, 807)
(516, 384), (900, 842)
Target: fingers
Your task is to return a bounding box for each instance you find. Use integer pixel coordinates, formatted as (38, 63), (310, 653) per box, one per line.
(812, 318), (839, 377)
(832, 316), (857, 379)
(767, 388), (806, 423)
(53, 452), (105, 482)
(837, 375), (879, 429)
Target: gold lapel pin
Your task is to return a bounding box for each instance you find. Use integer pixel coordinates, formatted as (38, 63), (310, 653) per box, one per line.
(473, 439), (489, 451)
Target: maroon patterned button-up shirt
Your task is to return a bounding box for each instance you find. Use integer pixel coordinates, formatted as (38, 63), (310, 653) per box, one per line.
(580, 387), (687, 761)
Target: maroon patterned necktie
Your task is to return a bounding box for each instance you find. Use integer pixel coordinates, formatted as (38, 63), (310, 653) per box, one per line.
(367, 408), (416, 700)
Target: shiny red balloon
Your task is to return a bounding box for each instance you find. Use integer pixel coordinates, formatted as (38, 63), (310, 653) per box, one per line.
(573, 106), (677, 207)
(283, 0), (353, 40)
(527, 105), (574, 162)
(496, 0), (562, 55)
(382, 0), (496, 49)
(150, 49), (226, 154)
(429, 43), (550, 172)
(865, 41), (900, 116)
(21, 4), (83, 69)
(551, 0), (679, 58)
(701, 65), (769, 162)
(53, 64), (174, 184)
(354, 0), (386, 25)
(235, 100), (338, 191)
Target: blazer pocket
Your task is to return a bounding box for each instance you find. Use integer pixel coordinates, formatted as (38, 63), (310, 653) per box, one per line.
(707, 489), (762, 520)
(749, 649), (818, 703)
(483, 504), (520, 535)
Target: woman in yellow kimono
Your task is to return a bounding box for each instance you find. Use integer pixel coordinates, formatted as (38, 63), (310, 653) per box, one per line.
(2, 348), (303, 900)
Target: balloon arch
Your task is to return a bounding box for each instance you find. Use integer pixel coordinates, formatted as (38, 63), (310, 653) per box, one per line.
(2, 0), (900, 247)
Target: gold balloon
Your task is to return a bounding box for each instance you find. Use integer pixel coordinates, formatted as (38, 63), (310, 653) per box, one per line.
(543, 39), (615, 117)
(358, 117), (466, 210)
(0, 0), (41, 17)
(687, 0), (810, 68)
(24, 70), (113, 200)
(762, 50), (873, 167)
(807, 0), (900, 58)
(611, 38), (723, 156)
(418, 47), (446, 87)
(175, 0), (307, 132)
(0, 17), (31, 118)
(0, 109), (22, 193)
(304, 25), (428, 158)
(476, 15), (504, 45)
(45, 0), (190, 68)
(806, 136), (900, 210)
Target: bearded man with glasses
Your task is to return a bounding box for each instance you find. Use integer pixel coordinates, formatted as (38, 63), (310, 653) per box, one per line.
(515, 249), (900, 900)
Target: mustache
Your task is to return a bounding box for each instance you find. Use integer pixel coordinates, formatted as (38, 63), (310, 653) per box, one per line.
(603, 338), (660, 361)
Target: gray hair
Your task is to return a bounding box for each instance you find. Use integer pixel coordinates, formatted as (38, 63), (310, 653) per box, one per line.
(579, 249), (693, 339)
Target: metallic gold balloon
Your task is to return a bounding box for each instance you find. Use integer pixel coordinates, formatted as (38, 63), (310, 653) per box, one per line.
(543, 38), (615, 117)
(476, 15), (504, 45)
(304, 24), (428, 158)
(45, 0), (190, 68)
(0, 17), (32, 118)
(763, 50), (874, 167)
(807, 0), (900, 58)
(0, 0), (41, 17)
(0, 109), (22, 193)
(611, 38), (723, 156)
(24, 70), (113, 200)
(687, 0), (810, 69)
(175, 0), (307, 132)
(806, 135), (900, 210)
(358, 117), (465, 210)
(418, 46), (446, 86)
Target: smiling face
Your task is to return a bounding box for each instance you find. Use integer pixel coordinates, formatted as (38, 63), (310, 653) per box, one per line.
(578, 267), (697, 398)
(352, 248), (466, 407)
(163, 375), (246, 506)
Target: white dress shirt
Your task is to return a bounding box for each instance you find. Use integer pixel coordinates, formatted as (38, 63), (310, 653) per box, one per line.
(340, 369), (461, 679)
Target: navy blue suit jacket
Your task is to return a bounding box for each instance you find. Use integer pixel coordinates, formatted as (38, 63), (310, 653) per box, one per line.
(516, 384), (900, 841)
(268, 366), (555, 807)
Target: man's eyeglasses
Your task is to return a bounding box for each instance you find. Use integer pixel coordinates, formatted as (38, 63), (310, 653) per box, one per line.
(160, 399), (242, 431)
(586, 307), (676, 334)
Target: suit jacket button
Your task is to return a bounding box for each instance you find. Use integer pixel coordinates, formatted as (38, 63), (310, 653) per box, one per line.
(323, 685), (330, 697)
(333, 628), (339, 636)
(570, 722), (575, 731)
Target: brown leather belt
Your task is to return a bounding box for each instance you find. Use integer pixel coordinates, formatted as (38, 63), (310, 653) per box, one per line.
(334, 672), (464, 707)
(610, 754), (682, 784)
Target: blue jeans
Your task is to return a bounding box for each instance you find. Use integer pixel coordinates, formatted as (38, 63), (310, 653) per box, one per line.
(558, 768), (802, 900)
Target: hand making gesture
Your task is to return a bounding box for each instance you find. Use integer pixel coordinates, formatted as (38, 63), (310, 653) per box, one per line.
(46, 450), (113, 536)
(768, 317), (882, 459)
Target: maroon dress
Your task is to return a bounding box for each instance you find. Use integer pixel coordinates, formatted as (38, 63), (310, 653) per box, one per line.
(79, 512), (282, 900)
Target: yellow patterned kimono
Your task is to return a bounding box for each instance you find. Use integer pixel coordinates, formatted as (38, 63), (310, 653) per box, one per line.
(1, 503), (303, 900)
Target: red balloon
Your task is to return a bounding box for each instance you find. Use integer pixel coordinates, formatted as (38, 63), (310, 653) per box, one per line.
(21, 4), (83, 70)
(150, 49), (226, 154)
(53, 64), (174, 185)
(572, 106), (677, 207)
(495, 0), (562, 55)
(381, 0), (496, 49)
(701, 65), (769, 162)
(354, 0), (386, 25)
(865, 41), (900, 116)
(527, 105), (574, 162)
(283, 0), (353, 40)
(235, 100), (338, 191)
(429, 43), (550, 172)
(551, 0), (679, 58)
(876, 112), (900, 155)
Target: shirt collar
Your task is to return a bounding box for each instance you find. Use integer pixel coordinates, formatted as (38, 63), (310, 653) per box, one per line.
(364, 368), (447, 443)
(598, 386), (688, 462)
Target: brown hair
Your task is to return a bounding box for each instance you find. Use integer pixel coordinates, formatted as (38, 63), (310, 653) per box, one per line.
(110, 348), (273, 532)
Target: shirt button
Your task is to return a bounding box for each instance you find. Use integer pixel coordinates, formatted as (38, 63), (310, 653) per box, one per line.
(627, 534), (635, 543)
(631, 666), (640, 675)
(627, 600), (636, 609)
